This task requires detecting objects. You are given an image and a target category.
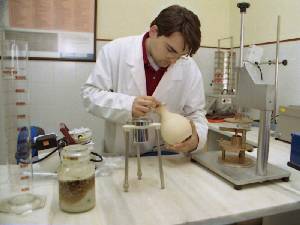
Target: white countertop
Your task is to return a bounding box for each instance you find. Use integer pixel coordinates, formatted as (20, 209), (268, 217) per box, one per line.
(1, 124), (300, 225)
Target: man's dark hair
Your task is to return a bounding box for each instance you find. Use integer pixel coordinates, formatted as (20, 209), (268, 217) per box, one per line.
(150, 5), (201, 56)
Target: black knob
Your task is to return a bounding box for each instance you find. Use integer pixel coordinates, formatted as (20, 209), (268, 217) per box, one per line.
(282, 59), (288, 66)
(237, 2), (250, 13)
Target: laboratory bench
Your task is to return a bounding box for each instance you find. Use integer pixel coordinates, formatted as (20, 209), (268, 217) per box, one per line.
(1, 123), (300, 225)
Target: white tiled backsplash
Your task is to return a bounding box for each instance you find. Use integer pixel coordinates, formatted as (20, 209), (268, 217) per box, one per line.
(1, 40), (299, 162)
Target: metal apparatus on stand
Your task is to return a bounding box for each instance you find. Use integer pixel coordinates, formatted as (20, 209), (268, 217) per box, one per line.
(206, 37), (237, 119)
(192, 2), (290, 189)
(122, 118), (165, 192)
(218, 124), (254, 167)
(213, 37), (236, 95)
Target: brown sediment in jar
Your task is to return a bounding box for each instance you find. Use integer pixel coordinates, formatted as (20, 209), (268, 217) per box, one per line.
(59, 175), (95, 204)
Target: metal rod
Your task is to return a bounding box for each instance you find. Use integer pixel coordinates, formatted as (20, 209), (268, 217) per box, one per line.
(236, 12), (245, 100)
(230, 37), (234, 93)
(259, 60), (286, 65)
(123, 130), (130, 192)
(236, 2), (250, 109)
(239, 13), (245, 68)
(274, 16), (281, 123)
(155, 129), (165, 189)
(239, 151), (245, 159)
(256, 110), (272, 176)
(242, 130), (246, 149)
(136, 144), (142, 180)
(236, 10), (245, 109)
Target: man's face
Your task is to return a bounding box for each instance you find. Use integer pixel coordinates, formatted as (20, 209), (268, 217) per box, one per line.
(147, 26), (189, 68)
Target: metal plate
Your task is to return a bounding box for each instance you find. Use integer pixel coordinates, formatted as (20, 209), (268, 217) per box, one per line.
(191, 151), (290, 189)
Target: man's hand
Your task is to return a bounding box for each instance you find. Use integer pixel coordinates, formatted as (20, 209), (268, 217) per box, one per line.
(166, 120), (199, 153)
(132, 96), (160, 118)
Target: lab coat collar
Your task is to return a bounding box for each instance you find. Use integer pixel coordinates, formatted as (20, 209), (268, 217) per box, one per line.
(126, 34), (147, 95)
(126, 34), (183, 95)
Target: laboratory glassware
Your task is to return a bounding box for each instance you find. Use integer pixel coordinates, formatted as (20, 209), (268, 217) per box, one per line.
(58, 144), (96, 212)
(0, 40), (45, 214)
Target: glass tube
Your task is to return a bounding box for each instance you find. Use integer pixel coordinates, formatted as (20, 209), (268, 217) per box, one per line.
(0, 40), (45, 215)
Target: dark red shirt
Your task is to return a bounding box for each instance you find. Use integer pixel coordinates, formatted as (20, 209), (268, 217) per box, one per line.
(142, 33), (167, 96)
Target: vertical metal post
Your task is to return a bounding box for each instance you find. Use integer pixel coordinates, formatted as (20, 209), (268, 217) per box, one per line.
(256, 110), (272, 176)
(155, 127), (165, 189)
(136, 144), (142, 180)
(273, 16), (280, 123)
(230, 36), (234, 93)
(123, 129), (130, 192)
(236, 2), (250, 105)
(239, 13), (245, 69)
(241, 130), (246, 149)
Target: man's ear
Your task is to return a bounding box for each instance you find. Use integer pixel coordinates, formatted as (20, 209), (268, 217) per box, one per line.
(149, 25), (158, 38)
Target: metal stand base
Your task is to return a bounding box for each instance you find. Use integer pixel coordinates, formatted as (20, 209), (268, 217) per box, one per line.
(192, 151), (290, 190)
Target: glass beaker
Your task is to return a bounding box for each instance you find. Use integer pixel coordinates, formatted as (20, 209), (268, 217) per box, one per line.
(0, 40), (45, 214)
(58, 144), (96, 213)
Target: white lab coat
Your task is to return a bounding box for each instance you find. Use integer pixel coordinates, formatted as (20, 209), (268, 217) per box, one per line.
(81, 34), (207, 155)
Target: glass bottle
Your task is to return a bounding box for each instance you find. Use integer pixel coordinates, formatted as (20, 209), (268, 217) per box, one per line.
(58, 144), (95, 213)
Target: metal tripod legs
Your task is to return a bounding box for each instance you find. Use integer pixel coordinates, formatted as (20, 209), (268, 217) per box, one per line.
(123, 123), (165, 192)
(155, 128), (165, 189)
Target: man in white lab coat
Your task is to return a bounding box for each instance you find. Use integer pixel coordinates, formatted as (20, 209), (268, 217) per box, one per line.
(81, 5), (208, 155)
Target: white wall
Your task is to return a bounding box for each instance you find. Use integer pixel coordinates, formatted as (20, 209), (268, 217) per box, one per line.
(242, 40), (300, 120)
(26, 42), (107, 152)
(98, 0), (300, 47)
(254, 42), (300, 107)
(229, 0), (300, 46)
(228, 0), (300, 118)
(97, 0), (231, 47)
(193, 47), (215, 94)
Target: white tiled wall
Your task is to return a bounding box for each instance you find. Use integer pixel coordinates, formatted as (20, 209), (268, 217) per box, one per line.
(193, 47), (215, 94)
(27, 60), (104, 143)
(0, 42), (107, 163)
(273, 41), (300, 107)
(27, 62), (106, 154)
(241, 41), (300, 119)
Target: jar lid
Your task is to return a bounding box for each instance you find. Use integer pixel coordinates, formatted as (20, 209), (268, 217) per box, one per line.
(69, 127), (92, 144)
(61, 144), (90, 161)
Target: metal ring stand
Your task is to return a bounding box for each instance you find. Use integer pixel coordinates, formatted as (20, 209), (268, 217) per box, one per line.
(122, 121), (165, 192)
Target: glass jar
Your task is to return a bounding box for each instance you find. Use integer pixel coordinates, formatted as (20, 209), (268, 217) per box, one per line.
(58, 144), (95, 213)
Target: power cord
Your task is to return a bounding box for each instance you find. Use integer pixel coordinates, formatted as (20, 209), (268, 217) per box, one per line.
(24, 139), (103, 164)
(244, 60), (263, 80)
(31, 138), (67, 164)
